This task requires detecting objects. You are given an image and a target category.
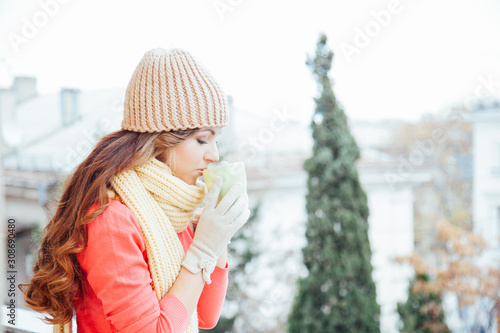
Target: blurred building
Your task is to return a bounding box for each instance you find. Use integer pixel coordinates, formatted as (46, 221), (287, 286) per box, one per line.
(469, 102), (500, 249)
(467, 102), (500, 333)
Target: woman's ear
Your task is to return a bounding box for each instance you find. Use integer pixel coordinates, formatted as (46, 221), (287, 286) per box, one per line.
(158, 148), (175, 167)
(157, 150), (167, 164)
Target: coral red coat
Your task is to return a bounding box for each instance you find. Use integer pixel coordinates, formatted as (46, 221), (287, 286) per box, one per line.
(75, 199), (228, 332)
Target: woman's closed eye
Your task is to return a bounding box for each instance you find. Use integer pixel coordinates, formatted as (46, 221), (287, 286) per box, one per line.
(197, 139), (219, 145)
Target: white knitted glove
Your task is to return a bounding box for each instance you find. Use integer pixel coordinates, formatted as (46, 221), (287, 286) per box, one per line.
(182, 176), (250, 284)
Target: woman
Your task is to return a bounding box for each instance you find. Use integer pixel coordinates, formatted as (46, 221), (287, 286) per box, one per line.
(20, 48), (250, 332)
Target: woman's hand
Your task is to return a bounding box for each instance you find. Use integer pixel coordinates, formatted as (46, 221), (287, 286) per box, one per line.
(182, 176), (250, 283)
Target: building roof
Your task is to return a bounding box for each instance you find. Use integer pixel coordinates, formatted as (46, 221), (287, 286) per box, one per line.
(464, 100), (500, 122)
(3, 87), (125, 173)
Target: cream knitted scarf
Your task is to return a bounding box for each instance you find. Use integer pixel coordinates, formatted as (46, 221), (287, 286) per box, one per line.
(110, 157), (207, 332)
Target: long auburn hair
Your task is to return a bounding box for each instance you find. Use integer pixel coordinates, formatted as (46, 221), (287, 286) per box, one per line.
(19, 128), (197, 324)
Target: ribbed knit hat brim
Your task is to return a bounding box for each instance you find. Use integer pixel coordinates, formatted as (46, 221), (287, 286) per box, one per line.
(122, 48), (229, 133)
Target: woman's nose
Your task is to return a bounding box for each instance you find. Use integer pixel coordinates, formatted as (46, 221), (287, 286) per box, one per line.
(204, 144), (219, 164)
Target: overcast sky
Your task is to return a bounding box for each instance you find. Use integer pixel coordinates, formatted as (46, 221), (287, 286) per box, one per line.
(1, 0), (499, 125)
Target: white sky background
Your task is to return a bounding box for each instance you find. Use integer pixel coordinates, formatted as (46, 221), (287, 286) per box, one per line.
(0, 0), (500, 125)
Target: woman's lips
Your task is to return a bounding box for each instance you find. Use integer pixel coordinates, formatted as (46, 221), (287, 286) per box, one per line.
(197, 169), (206, 176)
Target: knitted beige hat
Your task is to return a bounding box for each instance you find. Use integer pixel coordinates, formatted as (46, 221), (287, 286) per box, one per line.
(122, 48), (229, 132)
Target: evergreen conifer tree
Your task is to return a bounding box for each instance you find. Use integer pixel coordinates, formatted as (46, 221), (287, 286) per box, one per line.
(287, 33), (380, 333)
